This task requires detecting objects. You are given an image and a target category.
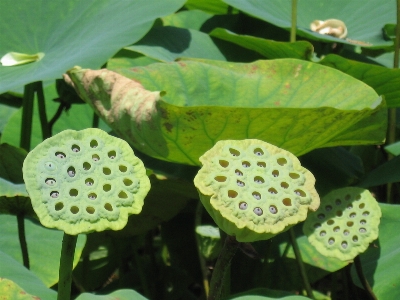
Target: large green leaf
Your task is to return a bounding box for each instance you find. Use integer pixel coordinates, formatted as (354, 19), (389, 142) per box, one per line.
(76, 289), (148, 300)
(185, 0), (233, 14)
(210, 28), (313, 60)
(357, 155), (400, 188)
(351, 203), (400, 299)
(320, 54), (400, 107)
(223, 0), (394, 48)
(0, 250), (57, 299)
(127, 26), (227, 62)
(0, 214), (86, 287)
(67, 59), (385, 166)
(0, 0), (185, 93)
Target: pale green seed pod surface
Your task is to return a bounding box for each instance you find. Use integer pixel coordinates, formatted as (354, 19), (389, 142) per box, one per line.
(23, 129), (150, 235)
(303, 187), (381, 261)
(194, 139), (320, 242)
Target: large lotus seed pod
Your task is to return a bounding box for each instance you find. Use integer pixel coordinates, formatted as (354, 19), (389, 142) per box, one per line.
(194, 139), (320, 242)
(303, 187), (381, 261)
(22, 128), (150, 235)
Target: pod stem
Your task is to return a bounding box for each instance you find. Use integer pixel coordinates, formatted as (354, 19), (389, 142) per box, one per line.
(289, 227), (314, 299)
(290, 0), (297, 42)
(16, 214), (29, 269)
(354, 255), (377, 300)
(208, 235), (239, 300)
(57, 233), (78, 300)
(195, 201), (210, 297)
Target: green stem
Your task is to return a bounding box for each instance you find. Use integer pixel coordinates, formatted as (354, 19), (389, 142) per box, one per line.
(288, 228), (314, 299)
(57, 233), (78, 300)
(195, 201), (210, 297)
(92, 112), (99, 128)
(35, 81), (51, 140)
(17, 214), (29, 269)
(20, 83), (36, 151)
(208, 235), (239, 300)
(290, 0), (297, 42)
(354, 256), (377, 300)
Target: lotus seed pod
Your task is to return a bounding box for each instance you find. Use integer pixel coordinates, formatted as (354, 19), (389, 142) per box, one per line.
(22, 128), (150, 235)
(303, 187), (381, 262)
(193, 139), (320, 242)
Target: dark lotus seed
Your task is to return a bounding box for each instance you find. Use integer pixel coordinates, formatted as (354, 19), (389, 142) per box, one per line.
(344, 230), (349, 236)
(253, 192), (261, 200)
(92, 155), (100, 161)
(353, 236), (358, 242)
(239, 202), (248, 210)
(318, 213), (325, 219)
(320, 231), (326, 236)
(325, 205), (332, 211)
(341, 242), (348, 249)
(242, 161), (250, 168)
(255, 151), (262, 156)
(235, 169), (243, 176)
(88, 193), (97, 200)
(363, 211), (369, 216)
(254, 207), (263, 216)
(334, 226), (340, 232)
(45, 178), (56, 185)
(360, 220), (366, 225)
(350, 213), (356, 218)
(50, 191), (59, 198)
(237, 180), (245, 187)
(269, 206), (277, 214)
(55, 152), (65, 159)
(67, 167), (75, 177)
(72, 145), (80, 152)
(257, 162), (266, 168)
(359, 228), (366, 233)
(328, 238), (335, 245)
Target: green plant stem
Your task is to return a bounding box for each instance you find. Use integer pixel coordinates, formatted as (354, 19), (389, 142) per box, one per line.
(288, 228), (314, 299)
(195, 201), (210, 297)
(57, 233), (78, 300)
(290, 0), (297, 42)
(208, 235), (239, 300)
(20, 82), (36, 151)
(354, 256), (377, 300)
(16, 214), (29, 269)
(35, 81), (51, 140)
(92, 112), (99, 128)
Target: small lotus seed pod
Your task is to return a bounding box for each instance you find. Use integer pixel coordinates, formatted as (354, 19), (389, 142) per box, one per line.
(193, 139), (320, 242)
(23, 129), (150, 235)
(303, 187), (381, 261)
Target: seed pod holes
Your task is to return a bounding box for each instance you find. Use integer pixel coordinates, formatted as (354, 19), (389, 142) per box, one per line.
(55, 152), (66, 159)
(242, 161), (250, 168)
(108, 150), (116, 159)
(219, 160), (229, 168)
(85, 178), (94, 186)
(254, 148), (264, 156)
(237, 180), (245, 187)
(272, 170), (279, 177)
(92, 154), (100, 161)
(50, 191), (59, 198)
(254, 207), (263, 216)
(282, 198), (292, 206)
(67, 167), (76, 177)
(45, 178), (56, 186)
(229, 148), (240, 157)
(69, 189), (78, 197)
(239, 202), (248, 210)
(269, 205), (277, 214)
(235, 169), (243, 176)
(71, 145), (80, 152)
(90, 140), (98, 148)
(254, 176), (264, 184)
(252, 192), (261, 200)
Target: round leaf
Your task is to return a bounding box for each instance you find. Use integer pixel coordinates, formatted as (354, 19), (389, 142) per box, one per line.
(0, 0), (185, 93)
(67, 59), (385, 166)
